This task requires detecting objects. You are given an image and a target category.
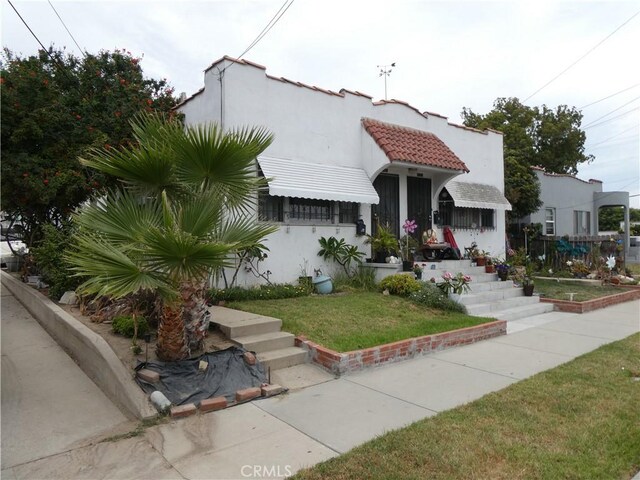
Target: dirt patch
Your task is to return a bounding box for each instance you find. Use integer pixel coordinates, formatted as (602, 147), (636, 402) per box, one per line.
(60, 303), (236, 371)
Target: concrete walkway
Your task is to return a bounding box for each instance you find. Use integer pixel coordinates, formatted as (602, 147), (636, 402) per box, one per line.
(1, 287), (638, 479)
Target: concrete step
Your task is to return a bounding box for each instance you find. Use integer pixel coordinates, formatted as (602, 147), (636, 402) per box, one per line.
(210, 307), (282, 338)
(465, 295), (541, 316)
(233, 331), (295, 353)
(420, 271), (497, 284)
(485, 301), (555, 321)
(257, 347), (307, 371)
(468, 280), (515, 293)
(455, 287), (523, 306)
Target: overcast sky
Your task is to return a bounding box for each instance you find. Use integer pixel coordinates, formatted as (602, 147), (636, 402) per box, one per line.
(3, 0), (639, 208)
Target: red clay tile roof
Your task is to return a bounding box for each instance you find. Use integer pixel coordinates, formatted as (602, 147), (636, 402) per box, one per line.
(362, 118), (469, 172)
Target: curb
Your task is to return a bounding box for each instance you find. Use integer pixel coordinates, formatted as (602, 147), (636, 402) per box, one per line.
(296, 320), (507, 375)
(1, 271), (156, 420)
(541, 287), (640, 313)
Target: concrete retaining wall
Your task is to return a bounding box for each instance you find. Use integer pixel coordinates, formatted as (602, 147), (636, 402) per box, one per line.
(1, 271), (156, 420)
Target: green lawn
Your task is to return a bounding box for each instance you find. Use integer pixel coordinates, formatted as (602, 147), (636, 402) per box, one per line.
(294, 334), (640, 480)
(228, 291), (491, 352)
(534, 278), (626, 302)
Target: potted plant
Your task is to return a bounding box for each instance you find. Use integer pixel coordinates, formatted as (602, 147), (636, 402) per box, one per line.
(365, 223), (398, 263)
(475, 250), (488, 267)
(496, 261), (510, 281)
(484, 257), (496, 273)
(522, 276), (534, 296)
(413, 263), (423, 280)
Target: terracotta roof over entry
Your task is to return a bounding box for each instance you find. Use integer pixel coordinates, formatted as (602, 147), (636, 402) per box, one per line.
(362, 118), (469, 172)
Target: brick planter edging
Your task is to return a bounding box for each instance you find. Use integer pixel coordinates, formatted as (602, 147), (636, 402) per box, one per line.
(541, 287), (640, 313)
(295, 320), (507, 376)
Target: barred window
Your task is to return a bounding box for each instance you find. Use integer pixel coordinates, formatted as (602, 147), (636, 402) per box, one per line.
(438, 190), (495, 229)
(338, 202), (359, 224)
(288, 198), (333, 222)
(258, 192), (284, 221)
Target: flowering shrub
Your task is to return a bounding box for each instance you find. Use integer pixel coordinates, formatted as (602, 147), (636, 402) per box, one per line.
(437, 272), (472, 295)
(409, 283), (466, 313)
(378, 274), (422, 297)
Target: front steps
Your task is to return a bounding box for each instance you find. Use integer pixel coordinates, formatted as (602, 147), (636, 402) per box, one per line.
(209, 306), (307, 371)
(420, 260), (554, 321)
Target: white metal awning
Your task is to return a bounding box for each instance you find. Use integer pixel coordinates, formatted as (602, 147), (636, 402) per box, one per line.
(445, 181), (512, 210)
(257, 156), (380, 204)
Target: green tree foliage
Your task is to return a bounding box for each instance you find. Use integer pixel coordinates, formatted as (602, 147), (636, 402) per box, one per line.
(1, 47), (179, 247)
(598, 206), (640, 232)
(67, 114), (277, 360)
(461, 97), (593, 219)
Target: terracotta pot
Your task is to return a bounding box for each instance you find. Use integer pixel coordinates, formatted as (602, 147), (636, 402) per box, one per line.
(475, 256), (486, 266)
(485, 265), (495, 273)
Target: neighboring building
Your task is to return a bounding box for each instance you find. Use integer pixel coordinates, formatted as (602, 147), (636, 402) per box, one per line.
(177, 56), (511, 285)
(518, 167), (630, 253)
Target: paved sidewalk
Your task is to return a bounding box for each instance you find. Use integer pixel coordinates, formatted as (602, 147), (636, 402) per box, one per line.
(2, 287), (638, 479)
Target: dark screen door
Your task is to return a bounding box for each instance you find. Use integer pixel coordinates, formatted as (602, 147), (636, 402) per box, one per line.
(407, 176), (432, 239)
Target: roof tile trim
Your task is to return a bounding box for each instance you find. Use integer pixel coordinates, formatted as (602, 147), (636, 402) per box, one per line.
(362, 118), (469, 172)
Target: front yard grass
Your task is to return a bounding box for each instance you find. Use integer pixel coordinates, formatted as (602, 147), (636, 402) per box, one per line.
(294, 333), (640, 480)
(227, 291), (492, 352)
(534, 278), (626, 302)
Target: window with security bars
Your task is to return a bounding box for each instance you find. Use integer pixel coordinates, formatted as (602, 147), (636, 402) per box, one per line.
(438, 192), (495, 229)
(338, 202), (359, 224)
(288, 198), (334, 222)
(258, 192), (284, 221)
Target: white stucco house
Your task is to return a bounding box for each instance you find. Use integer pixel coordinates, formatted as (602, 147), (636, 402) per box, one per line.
(177, 56), (511, 285)
(517, 167), (630, 254)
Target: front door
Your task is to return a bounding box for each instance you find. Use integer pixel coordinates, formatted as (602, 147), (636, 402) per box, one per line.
(407, 176), (432, 240)
(371, 174), (399, 237)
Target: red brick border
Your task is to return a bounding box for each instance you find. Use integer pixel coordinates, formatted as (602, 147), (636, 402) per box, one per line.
(540, 286), (640, 313)
(295, 320), (507, 375)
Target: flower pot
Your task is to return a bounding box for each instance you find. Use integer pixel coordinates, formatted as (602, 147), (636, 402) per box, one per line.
(415, 272), (422, 280)
(402, 260), (413, 272)
(485, 265), (495, 273)
(312, 275), (333, 294)
(498, 270), (508, 281)
(475, 256), (486, 266)
(523, 284), (534, 297)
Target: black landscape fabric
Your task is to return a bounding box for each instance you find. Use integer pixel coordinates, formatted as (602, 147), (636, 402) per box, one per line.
(135, 346), (267, 405)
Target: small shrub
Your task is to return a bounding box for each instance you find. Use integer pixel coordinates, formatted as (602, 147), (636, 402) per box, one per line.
(378, 274), (422, 297)
(410, 283), (467, 313)
(208, 283), (310, 303)
(112, 315), (150, 338)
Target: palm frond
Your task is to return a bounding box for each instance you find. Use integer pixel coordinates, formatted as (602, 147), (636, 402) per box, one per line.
(66, 235), (176, 299)
(73, 189), (162, 245)
(215, 216), (278, 250)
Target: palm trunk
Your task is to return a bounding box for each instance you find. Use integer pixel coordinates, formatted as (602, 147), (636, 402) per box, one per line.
(156, 303), (190, 361)
(181, 281), (211, 352)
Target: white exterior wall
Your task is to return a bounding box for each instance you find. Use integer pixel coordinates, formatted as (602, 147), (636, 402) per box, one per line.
(180, 58), (507, 285)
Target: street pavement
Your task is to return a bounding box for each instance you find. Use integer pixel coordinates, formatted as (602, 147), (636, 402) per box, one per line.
(1, 285), (638, 480)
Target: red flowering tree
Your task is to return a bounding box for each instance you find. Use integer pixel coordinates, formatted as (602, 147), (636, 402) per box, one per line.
(1, 47), (179, 247)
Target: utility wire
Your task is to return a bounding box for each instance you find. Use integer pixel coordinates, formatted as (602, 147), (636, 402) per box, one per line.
(523, 9), (640, 103)
(587, 125), (638, 148)
(48, 0), (85, 57)
(579, 83), (640, 109)
(237, 0), (295, 61)
(584, 107), (639, 130)
(583, 95), (640, 127)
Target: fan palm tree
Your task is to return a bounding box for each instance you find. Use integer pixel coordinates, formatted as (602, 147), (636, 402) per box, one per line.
(67, 114), (277, 361)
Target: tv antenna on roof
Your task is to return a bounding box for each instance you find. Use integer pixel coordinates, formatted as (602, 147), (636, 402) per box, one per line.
(377, 62), (396, 100)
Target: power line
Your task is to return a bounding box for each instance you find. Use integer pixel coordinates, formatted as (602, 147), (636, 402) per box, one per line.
(579, 83), (640, 109)
(48, 0), (85, 57)
(587, 125), (638, 148)
(523, 9), (640, 103)
(583, 95), (640, 128)
(237, 0), (295, 61)
(7, 0), (61, 67)
(584, 107), (639, 130)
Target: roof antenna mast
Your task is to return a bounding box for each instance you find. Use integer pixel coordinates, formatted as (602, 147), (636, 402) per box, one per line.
(377, 62), (396, 100)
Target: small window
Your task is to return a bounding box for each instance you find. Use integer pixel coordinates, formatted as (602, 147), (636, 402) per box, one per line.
(338, 202), (359, 224)
(258, 192), (284, 222)
(288, 198), (333, 222)
(574, 211), (590, 235)
(545, 208), (556, 235)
